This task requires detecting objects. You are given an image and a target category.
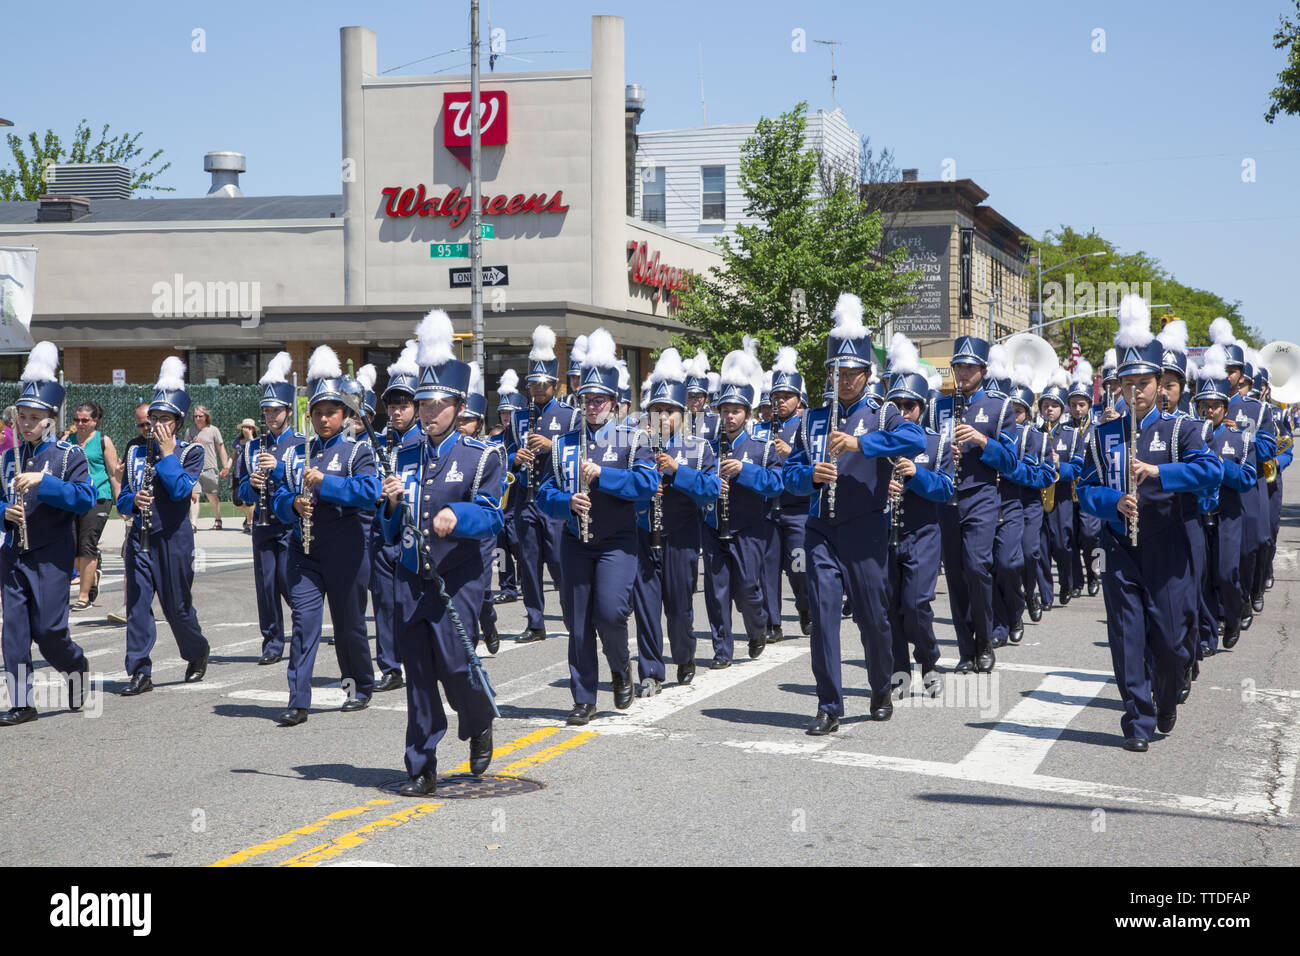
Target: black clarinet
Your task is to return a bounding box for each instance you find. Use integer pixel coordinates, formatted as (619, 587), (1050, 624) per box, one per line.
(650, 416), (666, 555)
(770, 418), (784, 520)
(139, 438), (158, 555)
(949, 387), (965, 503)
(717, 432), (734, 542)
(526, 399), (540, 504)
(255, 425), (273, 527)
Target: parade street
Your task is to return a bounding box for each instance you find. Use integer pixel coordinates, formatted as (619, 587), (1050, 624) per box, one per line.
(3, 485), (1297, 869)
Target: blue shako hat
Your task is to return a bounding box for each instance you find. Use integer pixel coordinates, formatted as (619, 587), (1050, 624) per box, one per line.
(1101, 348), (1118, 384)
(1208, 317), (1244, 370)
(496, 368), (525, 413)
(354, 364), (378, 416)
(684, 350), (710, 394)
(1114, 295), (1162, 376)
(717, 338), (763, 410)
(1038, 367), (1071, 410)
(770, 346), (804, 397)
(884, 333), (926, 404)
(1194, 345), (1233, 403)
(576, 328), (620, 397)
(707, 372), (721, 407)
(758, 370), (773, 409)
(306, 346), (348, 408)
(647, 347), (689, 411)
(951, 335), (990, 367)
(384, 340), (420, 401)
(258, 351), (295, 408)
(413, 310), (471, 401)
(460, 362), (487, 419)
(887, 372), (930, 404)
(865, 375), (886, 404)
(526, 325), (559, 383)
(149, 356), (191, 417)
(983, 344), (1011, 398)
(16, 341), (66, 413)
(1067, 359), (1094, 403)
(616, 359), (631, 405)
(825, 293), (873, 369)
(1157, 319), (1189, 382)
(567, 335), (588, 380)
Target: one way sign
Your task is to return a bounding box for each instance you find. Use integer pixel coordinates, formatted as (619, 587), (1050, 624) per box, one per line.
(449, 265), (509, 288)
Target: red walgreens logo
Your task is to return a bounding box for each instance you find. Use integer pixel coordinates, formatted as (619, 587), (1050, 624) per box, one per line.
(444, 90), (508, 170)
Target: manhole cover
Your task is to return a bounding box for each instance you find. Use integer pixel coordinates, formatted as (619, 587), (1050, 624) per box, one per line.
(379, 774), (543, 799)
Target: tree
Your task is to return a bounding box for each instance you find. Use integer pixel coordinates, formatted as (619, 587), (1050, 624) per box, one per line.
(0, 119), (173, 200)
(671, 103), (917, 400)
(1265, 1), (1300, 123)
(1031, 226), (1258, 368)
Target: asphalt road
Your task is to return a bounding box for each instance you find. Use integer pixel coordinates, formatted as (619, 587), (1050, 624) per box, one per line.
(3, 489), (1297, 868)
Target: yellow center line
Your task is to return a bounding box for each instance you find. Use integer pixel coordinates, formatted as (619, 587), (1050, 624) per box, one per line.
(208, 799), (394, 867)
(497, 731), (599, 777)
(278, 802), (445, 867)
(443, 726), (559, 774)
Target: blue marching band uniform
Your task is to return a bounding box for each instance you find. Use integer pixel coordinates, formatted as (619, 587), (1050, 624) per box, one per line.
(7, 300), (1292, 773)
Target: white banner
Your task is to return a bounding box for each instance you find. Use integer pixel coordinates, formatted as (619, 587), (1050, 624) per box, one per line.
(0, 246), (38, 351)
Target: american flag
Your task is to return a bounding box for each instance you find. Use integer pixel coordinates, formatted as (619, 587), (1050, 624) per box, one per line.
(1066, 321), (1082, 371)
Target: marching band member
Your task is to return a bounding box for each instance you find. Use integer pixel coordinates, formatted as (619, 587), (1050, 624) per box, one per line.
(537, 329), (658, 725)
(378, 311), (504, 796)
(512, 325), (581, 644)
(1260, 370), (1292, 591)
(755, 372), (774, 426)
(117, 358), (213, 696)
(566, 334), (588, 403)
(489, 369), (524, 604)
(707, 372), (721, 414)
(630, 348), (720, 695)
(617, 360), (635, 425)
(241, 352), (304, 666)
(1099, 350), (1124, 421)
(937, 337), (1021, 675)
(684, 351), (720, 441)
(763, 347), (812, 640)
(457, 362), (503, 656)
(784, 294), (926, 734)
(1067, 360), (1101, 600)
(366, 342), (423, 691)
(1033, 366), (1083, 617)
(701, 340), (784, 669)
(1247, 361), (1278, 612)
(272, 346), (380, 725)
(1, 343), (96, 725)
(1076, 296), (1220, 751)
(883, 336), (952, 698)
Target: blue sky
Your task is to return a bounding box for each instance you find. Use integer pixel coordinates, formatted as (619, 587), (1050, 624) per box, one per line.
(3, 0), (1298, 340)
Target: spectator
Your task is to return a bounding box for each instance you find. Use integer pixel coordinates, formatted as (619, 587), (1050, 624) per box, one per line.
(232, 418), (258, 532)
(107, 402), (151, 626)
(0, 406), (15, 459)
(69, 402), (121, 612)
(185, 405), (231, 530)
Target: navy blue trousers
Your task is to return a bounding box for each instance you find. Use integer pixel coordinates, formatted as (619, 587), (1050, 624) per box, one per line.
(369, 536), (403, 675)
(702, 523), (770, 663)
(1099, 526), (1191, 741)
(516, 500), (568, 633)
(632, 524), (700, 681)
(888, 522), (942, 676)
(1213, 506), (1246, 628)
(286, 526), (375, 709)
(394, 560), (494, 778)
(124, 525), (210, 679)
(1199, 517), (1220, 654)
(475, 536), (497, 645)
(251, 523), (296, 657)
(940, 485), (998, 658)
(561, 530), (637, 705)
(1041, 496), (1074, 606)
(1073, 507), (1101, 590)
(2, 539), (87, 708)
(1020, 498), (1044, 616)
(496, 510), (519, 596)
(1181, 512), (1206, 660)
(991, 498), (1025, 644)
(807, 516), (894, 716)
(761, 509), (809, 630)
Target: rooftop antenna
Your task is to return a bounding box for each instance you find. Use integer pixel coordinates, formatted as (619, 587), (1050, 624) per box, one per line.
(699, 42), (706, 125)
(813, 39), (843, 109)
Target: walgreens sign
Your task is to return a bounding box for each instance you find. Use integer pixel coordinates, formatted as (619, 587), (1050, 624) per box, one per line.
(627, 240), (693, 311)
(444, 90), (508, 169)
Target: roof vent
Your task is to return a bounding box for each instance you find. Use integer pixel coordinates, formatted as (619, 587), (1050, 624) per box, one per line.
(46, 163), (130, 200)
(205, 151), (246, 197)
(36, 195), (92, 222)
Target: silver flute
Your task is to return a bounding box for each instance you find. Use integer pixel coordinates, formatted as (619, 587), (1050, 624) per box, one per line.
(826, 363), (842, 519)
(578, 424), (592, 543)
(10, 444), (28, 551)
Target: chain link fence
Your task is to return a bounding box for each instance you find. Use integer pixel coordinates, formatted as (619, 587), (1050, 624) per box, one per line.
(0, 383), (261, 503)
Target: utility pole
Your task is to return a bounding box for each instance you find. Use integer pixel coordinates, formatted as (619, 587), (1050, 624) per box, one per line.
(470, 0), (485, 370)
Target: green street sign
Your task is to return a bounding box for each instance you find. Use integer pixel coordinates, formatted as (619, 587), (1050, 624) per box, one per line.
(480, 223), (494, 239)
(430, 243), (469, 258)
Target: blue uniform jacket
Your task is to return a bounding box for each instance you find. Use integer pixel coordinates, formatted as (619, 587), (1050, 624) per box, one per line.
(238, 428), (305, 524)
(707, 428), (784, 533)
(634, 433), (720, 533)
(512, 398), (582, 498)
(537, 419), (658, 543)
(271, 432), (381, 549)
(117, 441), (205, 535)
(3, 439), (96, 550)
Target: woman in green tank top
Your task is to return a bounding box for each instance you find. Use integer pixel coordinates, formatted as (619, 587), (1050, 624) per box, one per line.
(70, 402), (121, 612)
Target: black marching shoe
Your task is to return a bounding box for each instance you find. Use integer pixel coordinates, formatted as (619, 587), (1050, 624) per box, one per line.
(1123, 737), (1149, 753)
(565, 703), (597, 726)
(1177, 670), (1192, 705)
(676, 663), (695, 686)
(975, 641), (996, 674)
(806, 711), (839, 736)
(1239, 613), (1253, 632)
(749, 631), (767, 659)
(870, 690), (894, 721)
(278, 708), (308, 727)
(612, 671), (634, 710)
(398, 770), (436, 797)
(766, 626), (783, 645)
(710, 657), (731, 670)
(374, 670), (404, 693)
(492, 590), (518, 605)
(0, 707), (37, 727)
(184, 652), (209, 684)
(636, 677), (662, 698)
(1058, 589), (1072, 607)
(1265, 573), (1274, 591)
(841, 599), (852, 618)
(1251, 595), (1265, 614)
(258, 650), (283, 666)
(483, 620), (501, 655)
(469, 726), (493, 776)
(1222, 621), (1242, 649)
(1157, 711), (1177, 734)
(340, 696), (369, 713)
(799, 609), (811, 636)
(517, 627), (547, 644)
(1027, 593), (1043, 622)
(1216, 620), (1226, 638)
(955, 657), (975, 675)
(120, 673), (153, 697)
(1009, 623), (1025, 645)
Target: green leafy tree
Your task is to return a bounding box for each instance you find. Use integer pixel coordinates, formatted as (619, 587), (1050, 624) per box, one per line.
(1266, 1), (1300, 123)
(1032, 226), (1257, 369)
(0, 119), (173, 200)
(670, 102), (917, 400)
